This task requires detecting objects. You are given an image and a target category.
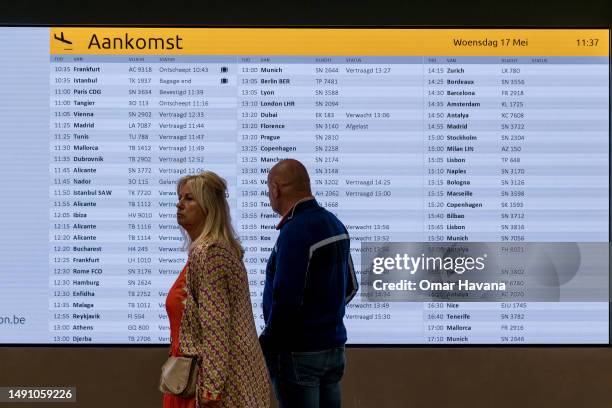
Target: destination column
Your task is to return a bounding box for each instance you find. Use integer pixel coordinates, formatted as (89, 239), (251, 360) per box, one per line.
(49, 55), (114, 344)
(422, 56), (503, 344)
(236, 56), (302, 333)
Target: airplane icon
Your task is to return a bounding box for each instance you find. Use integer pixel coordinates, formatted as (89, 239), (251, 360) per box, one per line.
(54, 32), (73, 45)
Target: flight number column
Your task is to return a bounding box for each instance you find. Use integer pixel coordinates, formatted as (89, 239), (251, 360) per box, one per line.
(123, 57), (157, 345)
(500, 56), (608, 344)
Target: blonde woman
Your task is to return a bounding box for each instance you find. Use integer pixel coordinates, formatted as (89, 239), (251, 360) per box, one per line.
(163, 171), (270, 408)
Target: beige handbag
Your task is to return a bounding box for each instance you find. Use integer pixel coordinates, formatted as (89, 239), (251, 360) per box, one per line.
(159, 356), (197, 398)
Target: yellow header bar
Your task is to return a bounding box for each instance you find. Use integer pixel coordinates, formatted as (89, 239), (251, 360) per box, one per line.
(50, 28), (609, 56)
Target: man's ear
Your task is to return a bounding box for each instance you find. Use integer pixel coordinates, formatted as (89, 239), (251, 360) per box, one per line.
(270, 182), (280, 199)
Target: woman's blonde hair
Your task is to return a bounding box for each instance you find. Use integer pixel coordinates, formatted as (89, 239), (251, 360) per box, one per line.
(177, 171), (243, 257)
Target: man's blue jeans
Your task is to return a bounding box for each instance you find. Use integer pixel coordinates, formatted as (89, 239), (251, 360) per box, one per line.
(264, 346), (346, 408)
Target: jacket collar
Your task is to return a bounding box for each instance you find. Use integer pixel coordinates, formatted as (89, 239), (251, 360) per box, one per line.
(276, 197), (317, 230)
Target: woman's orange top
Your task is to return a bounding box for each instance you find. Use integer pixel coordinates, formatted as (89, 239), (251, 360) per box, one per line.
(163, 263), (196, 408)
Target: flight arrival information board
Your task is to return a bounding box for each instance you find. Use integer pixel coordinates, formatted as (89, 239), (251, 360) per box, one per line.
(0, 28), (609, 344)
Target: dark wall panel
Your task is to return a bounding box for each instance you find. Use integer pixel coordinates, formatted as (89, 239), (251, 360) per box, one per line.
(0, 347), (611, 407)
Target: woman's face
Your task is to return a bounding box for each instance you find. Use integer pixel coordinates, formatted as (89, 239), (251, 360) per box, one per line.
(176, 181), (205, 234)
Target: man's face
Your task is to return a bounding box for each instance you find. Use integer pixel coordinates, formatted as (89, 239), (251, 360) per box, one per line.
(267, 175), (280, 215)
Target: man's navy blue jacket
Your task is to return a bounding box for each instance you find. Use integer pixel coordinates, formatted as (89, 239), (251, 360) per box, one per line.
(260, 198), (358, 352)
